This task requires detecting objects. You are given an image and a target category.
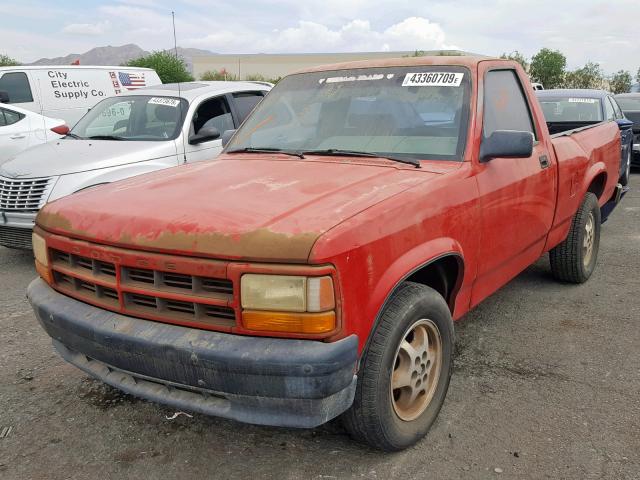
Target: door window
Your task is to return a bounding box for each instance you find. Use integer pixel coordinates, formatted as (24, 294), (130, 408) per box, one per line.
(604, 97), (616, 120)
(483, 70), (536, 139)
(232, 91), (265, 124)
(0, 108), (25, 126)
(193, 96), (233, 135)
(0, 72), (33, 103)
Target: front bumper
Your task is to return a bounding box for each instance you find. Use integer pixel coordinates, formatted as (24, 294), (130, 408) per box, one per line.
(28, 278), (358, 428)
(0, 212), (36, 249)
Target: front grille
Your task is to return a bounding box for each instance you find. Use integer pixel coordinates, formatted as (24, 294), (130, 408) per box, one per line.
(50, 248), (236, 328)
(0, 225), (33, 249)
(0, 176), (53, 212)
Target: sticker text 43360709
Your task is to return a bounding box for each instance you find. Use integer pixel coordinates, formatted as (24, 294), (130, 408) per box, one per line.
(402, 72), (464, 87)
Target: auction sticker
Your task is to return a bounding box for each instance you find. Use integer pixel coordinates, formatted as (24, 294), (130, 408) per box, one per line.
(148, 97), (181, 107)
(402, 72), (464, 87)
(568, 98), (598, 103)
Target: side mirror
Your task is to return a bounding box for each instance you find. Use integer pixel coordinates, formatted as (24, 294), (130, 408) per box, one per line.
(221, 129), (236, 148)
(616, 118), (634, 129)
(0, 91), (9, 103)
(480, 130), (534, 162)
(188, 126), (220, 145)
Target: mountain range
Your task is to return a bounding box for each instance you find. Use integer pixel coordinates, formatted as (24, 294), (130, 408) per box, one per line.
(27, 44), (216, 72)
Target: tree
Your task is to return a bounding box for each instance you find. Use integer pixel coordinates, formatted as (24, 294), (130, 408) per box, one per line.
(609, 70), (632, 94)
(529, 48), (566, 89)
(636, 67), (640, 84)
(126, 51), (193, 83)
(500, 51), (528, 71)
(563, 62), (604, 89)
(0, 54), (20, 66)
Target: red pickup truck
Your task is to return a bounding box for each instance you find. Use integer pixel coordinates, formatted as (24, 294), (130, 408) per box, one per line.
(27, 56), (623, 451)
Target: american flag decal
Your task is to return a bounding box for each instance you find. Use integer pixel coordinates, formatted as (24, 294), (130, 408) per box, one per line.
(118, 72), (146, 90)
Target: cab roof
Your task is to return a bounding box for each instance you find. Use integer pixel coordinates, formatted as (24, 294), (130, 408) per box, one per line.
(293, 55), (495, 75)
(118, 81), (271, 102)
(0, 65), (155, 71)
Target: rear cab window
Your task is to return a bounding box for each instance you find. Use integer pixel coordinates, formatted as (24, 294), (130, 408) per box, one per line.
(0, 108), (25, 126)
(0, 72), (34, 104)
(483, 70), (536, 140)
(232, 91), (265, 124)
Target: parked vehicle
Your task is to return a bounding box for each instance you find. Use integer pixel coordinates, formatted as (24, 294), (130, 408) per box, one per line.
(536, 89), (633, 185)
(531, 82), (544, 90)
(0, 103), (68, 165)
(27, 57), (623, 451)
(614, 93), (640, 167)
(0, 81), (270, 249)
(0, 66), (161, 126)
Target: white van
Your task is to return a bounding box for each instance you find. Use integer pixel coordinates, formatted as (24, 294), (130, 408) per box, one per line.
(0, 66), (161, 126)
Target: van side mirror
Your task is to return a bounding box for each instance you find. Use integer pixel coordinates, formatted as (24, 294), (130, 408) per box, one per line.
(0, 91), (9, 103)
(480, 130), (534, 162)
(221, 129), (236, 148)
(188, 126), (221, 145)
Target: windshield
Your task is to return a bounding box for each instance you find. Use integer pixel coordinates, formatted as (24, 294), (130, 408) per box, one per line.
(71, 95), (188, 141)
(615, 97), (640, 111)
(538, 97), (603, 122)
(226, 66), (471, 161)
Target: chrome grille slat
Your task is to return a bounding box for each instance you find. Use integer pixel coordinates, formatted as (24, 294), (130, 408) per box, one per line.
(0, 176), (54, 212)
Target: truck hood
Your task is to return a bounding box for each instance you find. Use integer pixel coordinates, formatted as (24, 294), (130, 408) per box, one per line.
(37, 156), (445, 262)
(0, 140), (175, 177)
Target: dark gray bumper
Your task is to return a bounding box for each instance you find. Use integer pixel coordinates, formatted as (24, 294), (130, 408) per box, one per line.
(27, 278), (358, 428)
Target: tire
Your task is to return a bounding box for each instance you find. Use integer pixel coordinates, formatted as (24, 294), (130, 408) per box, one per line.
(549, 192), (601, 283)
(620, 147), (631, 187)
(342, 282), (454, 451)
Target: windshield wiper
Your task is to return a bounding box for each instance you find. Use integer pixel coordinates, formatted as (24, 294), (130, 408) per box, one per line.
(226, 147), (305, 159)
(63, 132), (83, 140)
(301, 149), (421, 168)
(86, 135), (127, 141)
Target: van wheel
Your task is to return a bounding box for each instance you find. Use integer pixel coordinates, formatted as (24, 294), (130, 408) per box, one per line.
(549, 192), (601, 283)
(621, 148), (631, 187)
(341, 282), (454, 451)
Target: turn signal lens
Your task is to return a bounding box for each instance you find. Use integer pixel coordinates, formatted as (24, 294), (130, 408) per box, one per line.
(32, 232), (48, 267)
(242, 310), (336, 334)
(306, 276), (335, 312)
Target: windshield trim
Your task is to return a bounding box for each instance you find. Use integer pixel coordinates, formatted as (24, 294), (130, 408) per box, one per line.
(225, 65), (473, 163)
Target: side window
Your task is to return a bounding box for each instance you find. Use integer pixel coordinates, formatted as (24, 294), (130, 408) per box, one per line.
(194, 96), (233, 136)
(0, 72), (33, 103)
(610, 97), (623, 119)
(232, 91), (265, 124)
(483, 70), (536, 139)
(1, 108), (25, 126)
(604, 97), (615, 120)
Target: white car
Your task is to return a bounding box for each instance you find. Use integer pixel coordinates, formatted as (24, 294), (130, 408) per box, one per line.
(0, 103), (68, 164)
(0, 81), (271, 249)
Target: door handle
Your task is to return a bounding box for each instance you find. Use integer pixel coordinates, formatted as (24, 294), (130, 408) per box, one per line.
(539, 155), (550, 169)
(9, 134), (26, 139)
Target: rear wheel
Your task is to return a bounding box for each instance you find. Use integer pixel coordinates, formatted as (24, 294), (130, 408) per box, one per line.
(549, 192), (601, 283)
(342, 282), (454, 451)
(621, 148), (631, 187)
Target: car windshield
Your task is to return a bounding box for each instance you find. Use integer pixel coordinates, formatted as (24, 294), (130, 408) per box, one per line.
(226, 66), (471, 161)
(615, 97), (640, 111)
(71, 95), (188, 141)
(538, 97), (603, 122)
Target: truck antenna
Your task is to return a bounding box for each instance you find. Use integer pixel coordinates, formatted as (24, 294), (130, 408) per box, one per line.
(172, 11), (187, 163)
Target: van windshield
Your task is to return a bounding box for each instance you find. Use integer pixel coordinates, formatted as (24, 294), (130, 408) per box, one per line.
(226, 66), (471, 161)
(71, 95), (187, 141)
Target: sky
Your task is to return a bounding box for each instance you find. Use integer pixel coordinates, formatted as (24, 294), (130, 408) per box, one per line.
(1, 0), (638, 74)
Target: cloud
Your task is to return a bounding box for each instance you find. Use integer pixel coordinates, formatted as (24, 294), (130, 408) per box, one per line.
(62, 21), (110, 36)
(184, 16), (454, 53)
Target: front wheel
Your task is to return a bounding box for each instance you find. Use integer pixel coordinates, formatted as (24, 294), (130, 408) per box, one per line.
(549, 192), (601, 283)
(341, 282), (454, 451)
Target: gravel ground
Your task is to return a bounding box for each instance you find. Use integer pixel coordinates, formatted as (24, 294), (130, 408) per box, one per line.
(0, 174), (638, 480)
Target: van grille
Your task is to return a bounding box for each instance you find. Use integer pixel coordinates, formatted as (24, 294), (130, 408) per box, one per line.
(0, 176), (53, 212)
(50, 248), (236, 329)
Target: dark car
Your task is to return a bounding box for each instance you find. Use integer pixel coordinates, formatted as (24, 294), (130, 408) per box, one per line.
(537, 89), (634, 185)
(614, 93), (640, 168)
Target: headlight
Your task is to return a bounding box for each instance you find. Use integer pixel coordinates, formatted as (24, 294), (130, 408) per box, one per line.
(240, 274), (336, 334)
(32, 232), (52, 284)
